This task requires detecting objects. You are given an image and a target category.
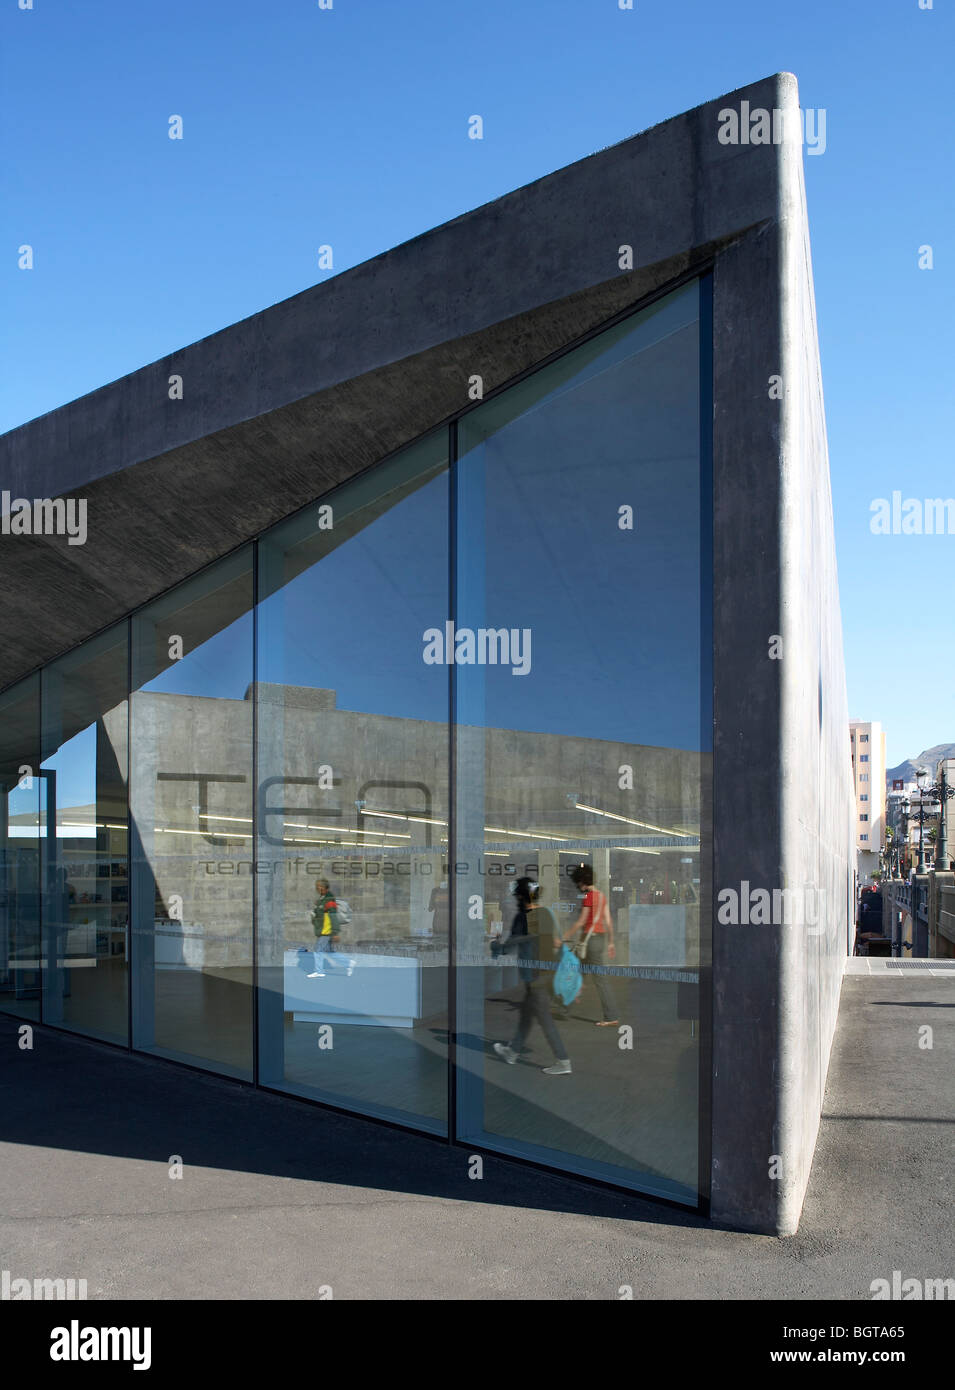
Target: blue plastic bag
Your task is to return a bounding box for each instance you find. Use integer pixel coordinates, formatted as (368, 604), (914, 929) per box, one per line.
(553, 943), (583, 1006)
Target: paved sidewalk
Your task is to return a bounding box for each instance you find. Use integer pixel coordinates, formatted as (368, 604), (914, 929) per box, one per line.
(844, 957), (955, 976)
(1, 972), (952, 1300)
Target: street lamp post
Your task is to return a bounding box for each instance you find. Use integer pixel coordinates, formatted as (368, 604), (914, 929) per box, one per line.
(896, 805), (908, 877)
(933, 764), (955, 873)
(915, 769), (930, 875)
(913, 767), (943, 875)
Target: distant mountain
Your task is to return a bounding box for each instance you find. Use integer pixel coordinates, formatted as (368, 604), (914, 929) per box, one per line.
(886, 744), (955, 786)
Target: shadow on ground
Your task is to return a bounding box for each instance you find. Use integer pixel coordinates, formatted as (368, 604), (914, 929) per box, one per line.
(0, 1014), (705, 1230)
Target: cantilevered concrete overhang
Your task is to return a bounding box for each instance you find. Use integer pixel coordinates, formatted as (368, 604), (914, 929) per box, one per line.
(1, 71), (855, 1239)
(0, 73), (787, 687)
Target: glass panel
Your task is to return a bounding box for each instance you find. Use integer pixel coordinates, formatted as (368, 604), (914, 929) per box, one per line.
(454, 281), (707, 1202)
(41, 626), (129, 1044)
(256, 434), (450, 1133)
(130, 548), (254, 1078)
(0, 674), (42, 1019)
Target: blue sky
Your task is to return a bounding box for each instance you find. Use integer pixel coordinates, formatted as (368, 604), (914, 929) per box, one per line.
(2, 0), (952, 766)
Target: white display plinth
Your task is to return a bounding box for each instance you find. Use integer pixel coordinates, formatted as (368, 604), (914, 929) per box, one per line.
(284, 949), (445, 1027)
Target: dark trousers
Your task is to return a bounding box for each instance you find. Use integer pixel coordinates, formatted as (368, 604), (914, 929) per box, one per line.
(512, 981), (567, 1060)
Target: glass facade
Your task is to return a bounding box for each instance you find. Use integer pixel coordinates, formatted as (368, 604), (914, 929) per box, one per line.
(41, 625), (129, 1044)
(130, 547), (254, 1076)
(0, 675), (42, 1021)
(255, 434), (450, 1130)
(455, 283), (704, 1201)
(0, 277), (710, 1205)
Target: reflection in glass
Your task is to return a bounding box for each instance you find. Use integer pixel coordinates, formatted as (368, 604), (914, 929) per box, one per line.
(0, 675), (42, 1019)
(0, 275), (711, 1209)
(454, 281), (707, 1201)
(41, 626), (129, 1044)
(130, 548), (254, 1077)
(256, 433), (450, 1133)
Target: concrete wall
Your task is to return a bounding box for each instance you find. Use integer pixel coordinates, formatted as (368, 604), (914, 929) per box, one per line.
(936, 876), (955, 958)
(709, 73), (855, 1234)
(886, 870), (955, 960)
(775, 77), (855, 1235)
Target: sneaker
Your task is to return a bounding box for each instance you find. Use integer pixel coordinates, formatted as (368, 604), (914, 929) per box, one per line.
(346, 960), (356, 976)
(543, 1059), (572, 1074)
(306, 971), (325, 979)
(493, 1042), (518, 1065)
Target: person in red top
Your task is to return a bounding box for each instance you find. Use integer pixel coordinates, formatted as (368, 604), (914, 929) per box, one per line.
(561, 864), (619, 1026)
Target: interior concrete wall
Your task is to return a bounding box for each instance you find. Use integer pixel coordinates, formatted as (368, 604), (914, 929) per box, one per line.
(124, 685), (702, 963)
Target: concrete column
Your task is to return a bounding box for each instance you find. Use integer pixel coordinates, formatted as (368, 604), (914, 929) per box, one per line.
(453, 722), (487, 1129)
(129, 688), (157, 1050)
(538, 853), (561, 924)
(454, 440), (489, 1136)
(255, 685), (288, 1086)
(594, 847), (610, 898)
(39, 681), (66, 1024)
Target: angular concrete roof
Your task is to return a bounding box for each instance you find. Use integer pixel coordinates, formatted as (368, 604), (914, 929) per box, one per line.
(0, 72), (789, 689)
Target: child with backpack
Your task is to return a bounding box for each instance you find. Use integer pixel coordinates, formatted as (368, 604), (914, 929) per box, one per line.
(307, 878), (355, 978)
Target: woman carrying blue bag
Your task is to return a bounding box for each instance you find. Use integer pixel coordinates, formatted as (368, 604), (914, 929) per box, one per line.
(491, 878), (573, 1076)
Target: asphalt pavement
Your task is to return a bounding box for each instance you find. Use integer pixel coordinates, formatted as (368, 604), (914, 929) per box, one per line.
(1, 970), (952, 1300)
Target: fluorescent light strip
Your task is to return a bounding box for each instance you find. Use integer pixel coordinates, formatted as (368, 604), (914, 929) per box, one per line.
(288, 821), (361, 834)
(575, 802), (698, 838)
(282, 838), (409, 848)
(300, 822), (411, 839)
(60, 821), (127, 831)
(485, 826), (569, 842)
(200, 812), (410, 841)
(362, 808), (449, 827)
(155, 828), (252, 838)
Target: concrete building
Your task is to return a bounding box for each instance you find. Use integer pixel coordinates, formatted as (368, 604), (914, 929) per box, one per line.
(849, 720), (886, 885)
(0, 73), (855, 1236)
